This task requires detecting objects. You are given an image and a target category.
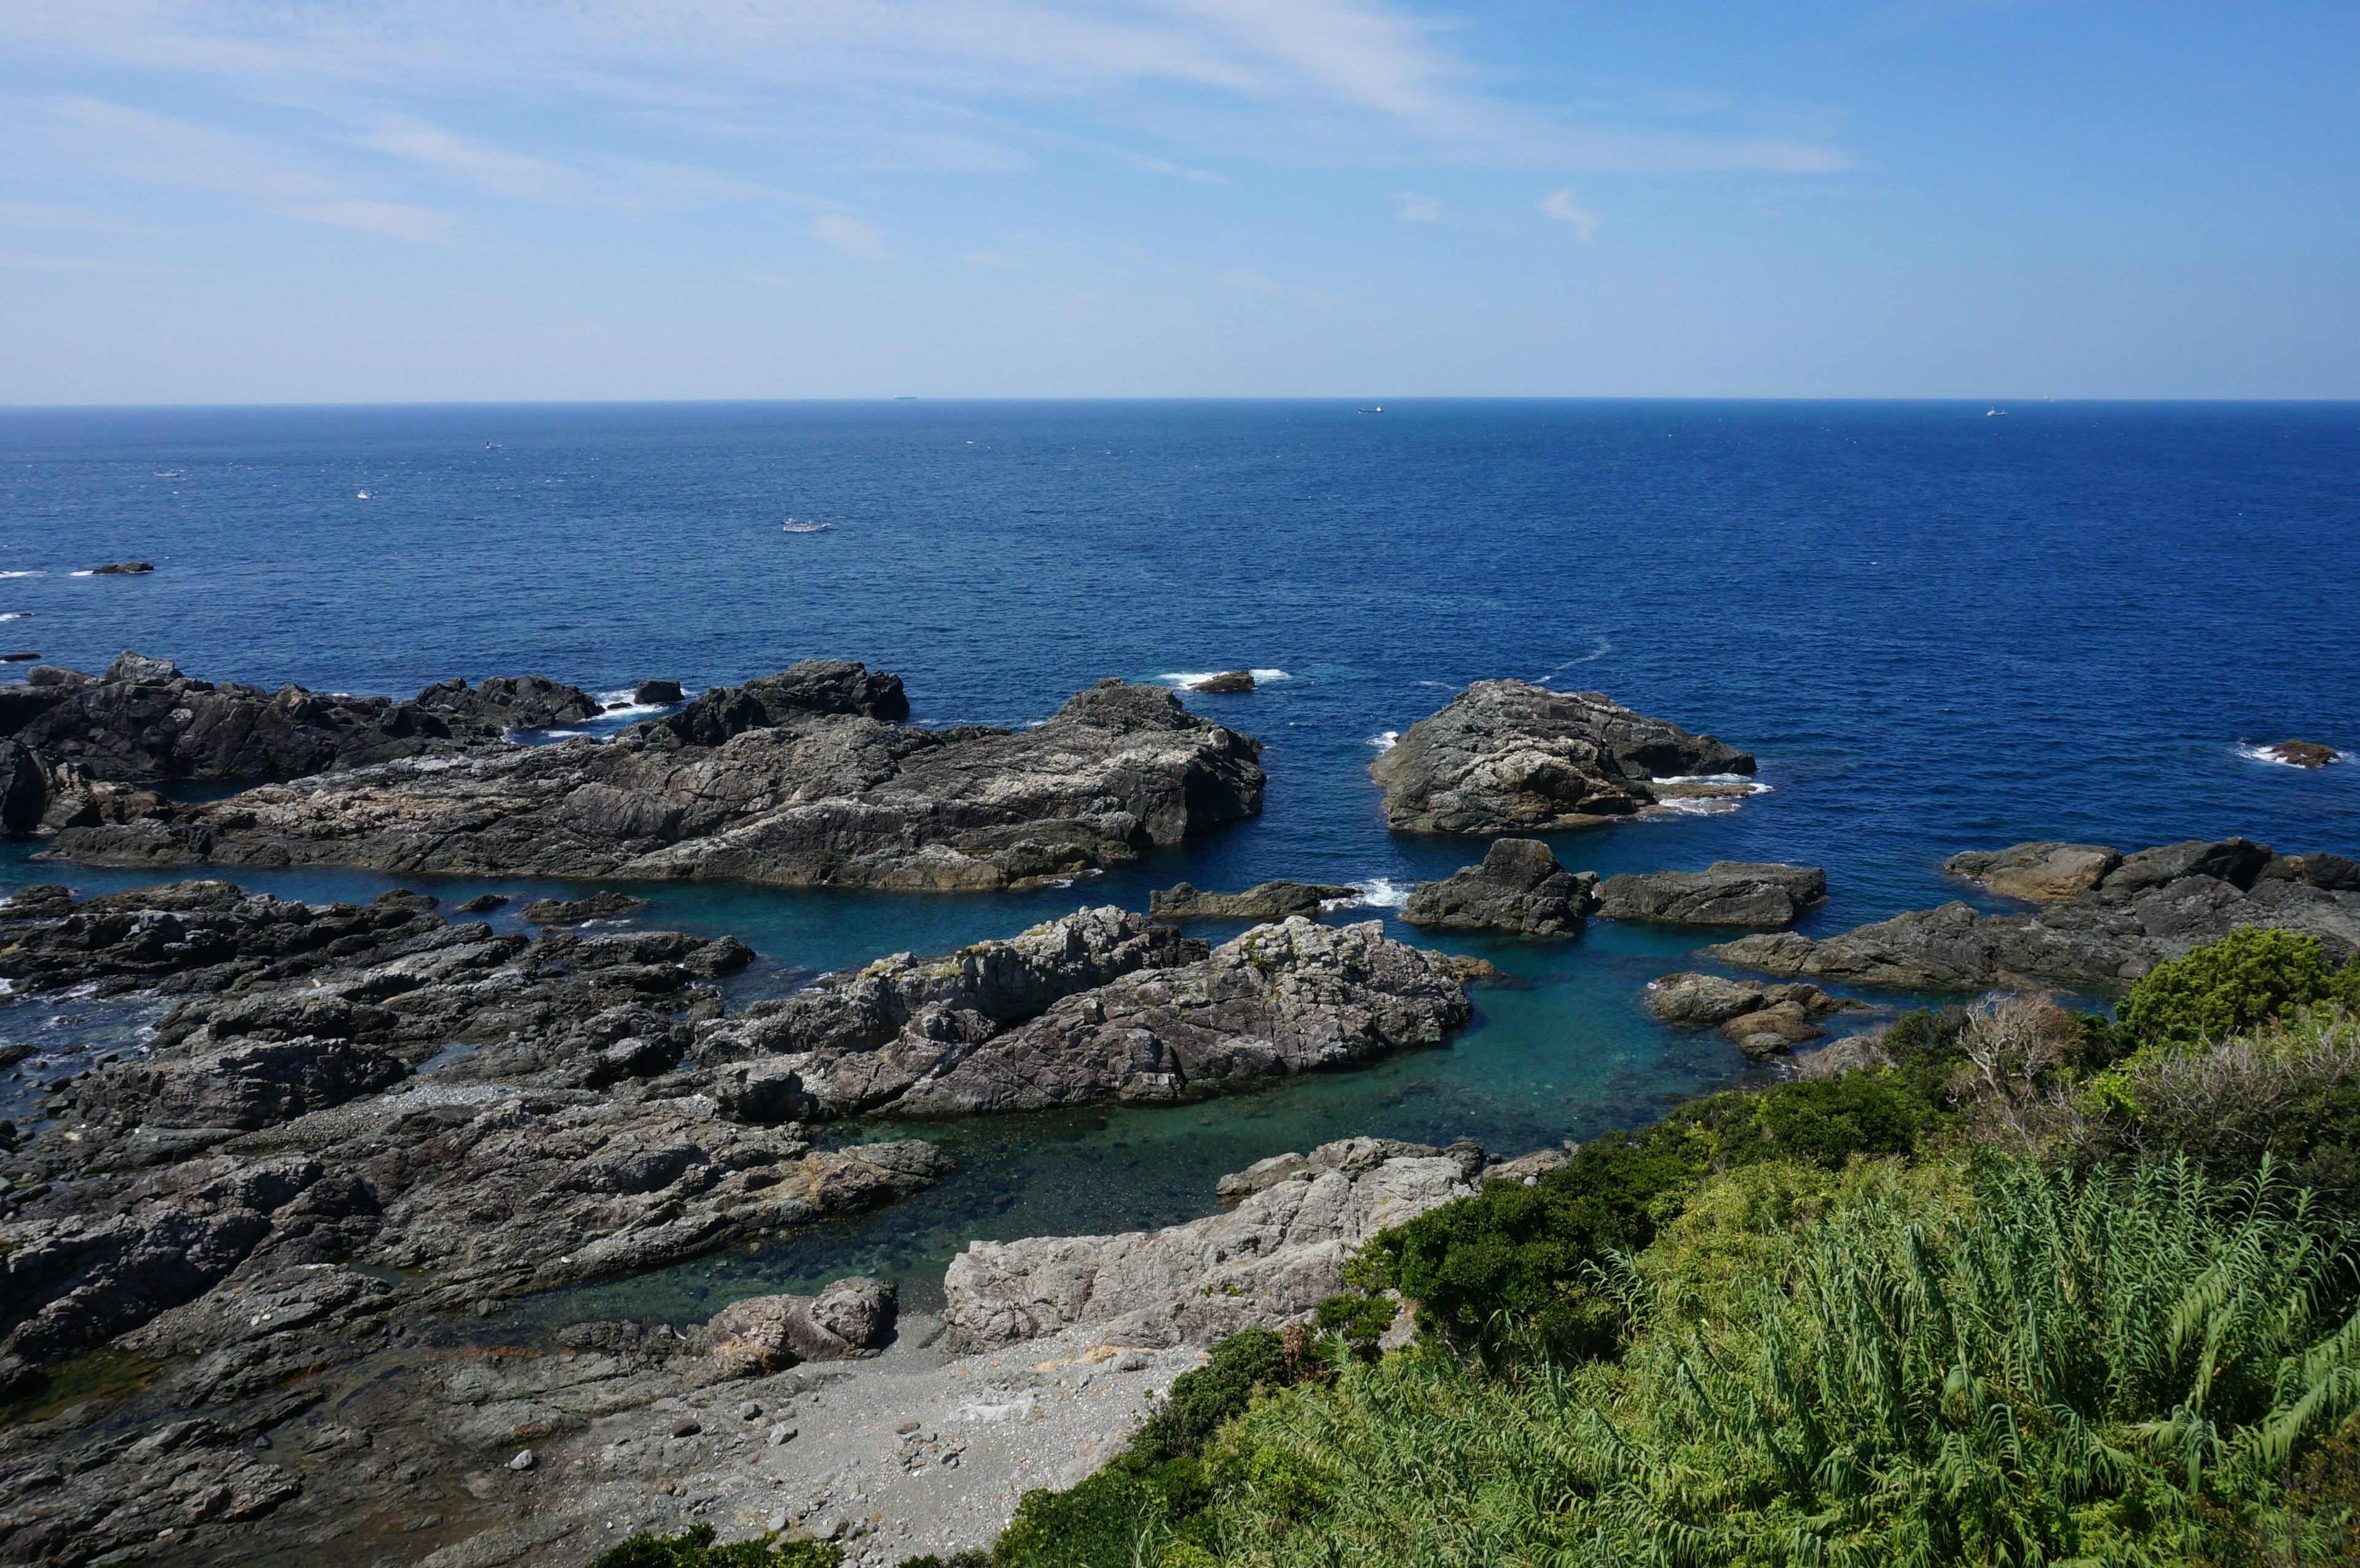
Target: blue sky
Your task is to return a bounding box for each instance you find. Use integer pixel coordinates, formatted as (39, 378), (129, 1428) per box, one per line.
(2, 1), (2354, 401)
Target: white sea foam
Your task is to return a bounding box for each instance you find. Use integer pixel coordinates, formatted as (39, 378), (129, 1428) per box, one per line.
(1368, 730), (1399, 751)
(2235, 742), (2342, 769)
(68, 571), (93, 578)
(591, 687), (694, 720)
(0, 571), (42, 579)
(1155, 668), (1292, 689)
(1649, 777), (1775, 816)
(0, 612), (28, 621)
(1538, 638), (1613, 678)
(1332, 878), (1410, 910)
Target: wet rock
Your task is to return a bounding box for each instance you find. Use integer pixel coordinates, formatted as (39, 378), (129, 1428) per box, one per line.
(633, 680), (685, 706)
(943, 1138), (1484, 1350)
(45, 671), (1267, 893)
(1714, 837), (2360, 991)
(1371, 679), (1755, 834)
(1401, 838), (1597, 936)
(1187, 671), (1254, 694)
(522, 890), (648, 925)
(1149, 880), (1358, 920)
(1643, 971), (1864, 1057)
(1597, 862), (1824, 926)
(1945, 842), (2121, 901)
(88, 561), (154, 574)
(2264, 739), (2340, 768)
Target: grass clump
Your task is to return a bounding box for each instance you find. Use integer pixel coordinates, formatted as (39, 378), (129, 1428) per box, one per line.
(588, 1525), (841, 1568)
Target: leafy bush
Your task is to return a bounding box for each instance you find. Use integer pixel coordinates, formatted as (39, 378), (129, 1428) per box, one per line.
(1312, 1290), (1396, 1355)
(1130, 1326), (1286, 1464)
(589, 1526), (840, 1568)
(897, 1556), (989, 1568)
(993, 1465), (1165, 1568)
(2119, 925), (2357, 1047)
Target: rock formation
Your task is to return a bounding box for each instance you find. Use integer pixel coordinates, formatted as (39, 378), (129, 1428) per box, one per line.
(0, 652), (599, 787)
(1371, 680), (1756, 833)
(37, 670), (1267, 893)
(1148, 880), (1358, 920)
(1714, 837), (2360, 991)
(1597, 862), (1826, 925)
(694, 911), (1470, 1121)
(1187, 672), (1254, 694)
(2264, 740), (2340, 768)
(87, 561), (153, 575)
(1643, 971), (1867, 1059)
(1401, 838), (1597, 936)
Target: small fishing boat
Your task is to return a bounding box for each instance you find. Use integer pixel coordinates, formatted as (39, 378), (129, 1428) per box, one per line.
(1986, 409), (2007, 417)
(1357, 406), (1385, 414)
(356, 490), (373, 500)
(781, 519), (832, 535)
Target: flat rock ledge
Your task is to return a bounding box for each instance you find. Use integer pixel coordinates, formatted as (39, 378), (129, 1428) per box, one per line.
(942, 1135), (1568, 1353)
(1401, 838), (1598, 936)
(1714, 837), (2360, 992)
(1598, 862), (1826, 926)
(694, 910), (1472, 1120)
(1644, 971), (1868, 1059)
(30, 665), (1268, 893)
(1371, 679), (1756, 834)
(1148, 880), (1359, 920)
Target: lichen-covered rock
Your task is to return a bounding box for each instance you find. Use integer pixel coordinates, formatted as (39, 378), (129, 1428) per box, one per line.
(1148, 880), (1358, 920)
(1715, 837), (2360, 991)
(1597, 862), (1824, 925)
(942, 1137), (1485, 1351)
(1371, 680), (1755, 834)
(1401, 838), (1597, 935)
(42, 672), (1267, 893)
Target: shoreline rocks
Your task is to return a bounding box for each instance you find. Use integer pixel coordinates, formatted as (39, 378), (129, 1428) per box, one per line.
(1401, 838), (1597, 936)
(1643, 971), (1866, 1059)
(1148, 880), (1358, 920)
(1597, 862), (1825, 926)
(37, 668), (1268, 894)
(1371, 680), (1756, 834)
(1714, 836), (2360, 992)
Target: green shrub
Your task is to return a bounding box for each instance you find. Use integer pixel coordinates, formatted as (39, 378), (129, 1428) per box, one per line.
(2119, 926), (2354, 1047)
(993, 1464), (1163, 1568)
(897, 1556), (989, 1568)
(1312, 1290), (1396, 1355)
(589, 1526), (841, 1568)
(1685, 1070), (1935, 1166)
(1130, 1326), (1288, 1464)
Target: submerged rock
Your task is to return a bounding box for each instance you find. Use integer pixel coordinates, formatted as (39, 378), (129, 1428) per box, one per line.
(41, 669), (1267, 893)
(1715, 836), (2360, 991)
(1371, 679), (1755, 834)
(522, 890), (648, 925)
(1644, 971), (1866, 1058)
(1401, 837), (1597, 936)
(1149, 879), (1358, 920)
(1597, 862), (1825, 926)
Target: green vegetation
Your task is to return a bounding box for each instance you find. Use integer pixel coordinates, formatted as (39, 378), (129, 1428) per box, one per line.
(587, 1524), (841, 1568)
(2116, 925), (2360, 1048)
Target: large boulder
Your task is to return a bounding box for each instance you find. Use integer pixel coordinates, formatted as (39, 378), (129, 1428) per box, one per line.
(43, 672), (1268, 893)
(942, 1138), (1485, 1351)
(1945, 842), (2121, 901)
(1643, 971), (1865, 1059)
(1371, 680), (1755, 834)
(1401, 838), (1598, 936)
(693, 1276), (898, 1381)
(1597, 862), (1825, 925)
(1715, 837), (2360, 992)
(1149, 880), (1358, 920)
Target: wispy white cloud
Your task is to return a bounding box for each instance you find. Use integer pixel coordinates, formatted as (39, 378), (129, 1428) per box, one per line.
(1393, 189), (1442, 221)
(1539, 186), (1602, 242)
(814, 213), (886, 258)
(281, 199), (458, 243)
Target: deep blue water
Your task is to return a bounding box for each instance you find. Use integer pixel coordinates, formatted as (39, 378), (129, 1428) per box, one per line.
(4, 399), (2357, 1315)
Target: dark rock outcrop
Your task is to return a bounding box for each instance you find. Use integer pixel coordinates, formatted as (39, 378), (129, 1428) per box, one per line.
(633, 679), (685, 706)
(1945, 842), (2122, 901)
(1187, 671), (1254, 694)
(1149, 880), (1358, 920)
(1, 651), (600, 789)
(1371, 680), (1755, 834)
(1643, 971), (1866, 1059)
(697, 911), (1467, 1121)
(2264, 740), (2340, 768)
(88, 561), (154, 574)
(1401, 838), (1597, 936)
(1597, 862), (1825, 925)
(522, 890), (648, 925)
(1715, 836), (2360, 991)
(42, 670), (1268, 893)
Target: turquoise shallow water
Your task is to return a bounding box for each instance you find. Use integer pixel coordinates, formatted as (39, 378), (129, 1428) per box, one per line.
(3, 398), (2356, 1318)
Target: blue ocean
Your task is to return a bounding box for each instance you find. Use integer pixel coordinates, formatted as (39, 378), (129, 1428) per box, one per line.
(4, 399), (2356, 1319)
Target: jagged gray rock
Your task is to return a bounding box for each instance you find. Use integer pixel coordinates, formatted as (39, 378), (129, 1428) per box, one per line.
(941, 1137), (1486, 1351)
(1148, 880), (1358, 920)
(696, 913), (1468, 1121)
(1944, 842), (2121, 901)
(1371, 680), (1755, 833)
(1715, 837), (2360, 991)
(1644, 971), (1867, 1058)
(1401, 838), (1598, 936)
(1597, 862), (1825, 925)
(693, 1277), (897, 1382)
(41, 672), (1267, 893)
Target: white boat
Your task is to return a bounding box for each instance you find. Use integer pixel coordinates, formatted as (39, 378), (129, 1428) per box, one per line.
(1358, 406), (1385, 414)
(1986, 409), (2007, 417)
(356, 490), (373, 499)
(781, 519), (832, 535)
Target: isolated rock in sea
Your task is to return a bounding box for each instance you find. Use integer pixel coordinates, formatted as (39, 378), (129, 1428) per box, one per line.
(88, 561), (154, 574)
(522, 890), (649, 925)
(942, 1137), (1486, 1350)
(0, 652), (39, 663)
(1644, 971), (1865, 1058)
(2264, 739), (2340, 768)
(1371, 679), (1755, 834)
(1401, 837), (1598, 936)
(1187, 671), (1255, 694)
(41, 669), (1267, 893)
(700, 912), (1466, 1121)
(634, 679), (685, 705)
(1945, 842), (2122, 901)
(0, 651), (601, 787)
(1714, 836), (2360, 991)
(1597, 862), (1826, 926)
(1149, 879), (1358, 920)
